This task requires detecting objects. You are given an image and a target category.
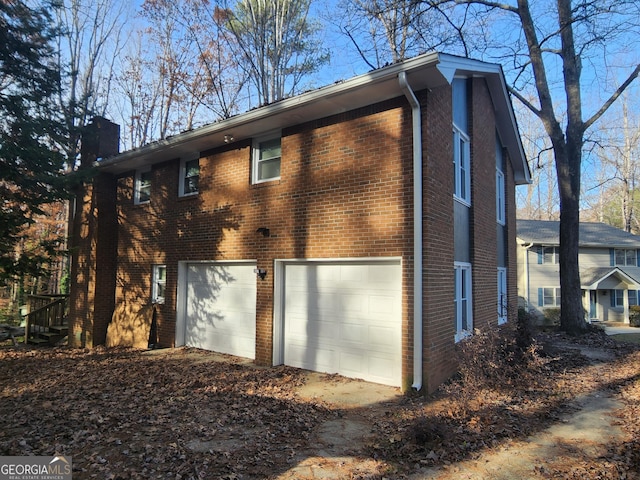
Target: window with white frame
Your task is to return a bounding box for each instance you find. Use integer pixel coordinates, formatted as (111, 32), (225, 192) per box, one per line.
(498, 267), (507, 325)
(539, 287), (561, 307)
(453, 127), (471, 204)
(134, 167), (152, 204)
(454, 262), (473, 342)
(496, 135), (505, 224)
(179, 158), (199, 196)
(496, 169), (505, 225)
(452, 77), (470, 205)
(152, 265), (166, 304)
(252, 135), (281, 183)
(615, 248), (637, 266)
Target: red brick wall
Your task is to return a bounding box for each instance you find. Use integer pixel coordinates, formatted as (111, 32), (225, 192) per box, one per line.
(470, 77), (499, 331)
(422, 84), (456, 392)
(505, 151), (519, 321)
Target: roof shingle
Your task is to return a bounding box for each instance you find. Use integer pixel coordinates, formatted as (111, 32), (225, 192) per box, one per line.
(516, 220), (640, 247)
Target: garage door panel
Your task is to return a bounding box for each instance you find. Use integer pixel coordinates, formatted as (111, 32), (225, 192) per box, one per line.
(338, 352), (364, 374)
(340, 323), (371, 344)
(367, 356), (398, 384)
(283, 261), (401, 386)
(369, 295), (398, 315)
(287, 316), (337, 341)
(185, 263), (256, 359)
(368, 264), (401, 283)
(286, 343), (336, 372)
(369, 325), (398, 348)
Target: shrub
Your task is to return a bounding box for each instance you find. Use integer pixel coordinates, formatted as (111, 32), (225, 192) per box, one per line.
(543, 307), (561, 326)
(630, 306), (640, 327)
(447, 312), (542, 399)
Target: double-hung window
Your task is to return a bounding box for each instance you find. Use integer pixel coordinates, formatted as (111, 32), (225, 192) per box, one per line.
(453, 127), (471, 204)
(152, 265), (166, 304)
(252, 135), (281, 183)
(496, 135), (505, 224)
(497, 267), (507, 325)
(614, 248), (637, 266)
(611, 289), (638, 307)
(452, 77), (470, 205)
(496, 169), (505, 224)
(134, 167), (152, 204)
(179, 158), (199, 196)
(539, 287), (561, 307)
(454, 262), (473, 342)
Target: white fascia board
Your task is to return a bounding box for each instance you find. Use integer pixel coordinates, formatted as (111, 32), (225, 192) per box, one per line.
(582, 267), (640, 289)
(438, 54), (530, 185)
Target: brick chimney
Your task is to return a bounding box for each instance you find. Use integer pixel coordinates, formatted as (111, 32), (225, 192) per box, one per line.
(68, 117), (120, 348)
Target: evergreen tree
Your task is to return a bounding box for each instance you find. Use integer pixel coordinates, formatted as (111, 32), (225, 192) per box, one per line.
(0, 0), (66, 282)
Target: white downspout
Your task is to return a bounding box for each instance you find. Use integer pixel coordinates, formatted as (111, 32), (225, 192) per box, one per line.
(522, 242), (534, 308)
(399, 72), (423, 392)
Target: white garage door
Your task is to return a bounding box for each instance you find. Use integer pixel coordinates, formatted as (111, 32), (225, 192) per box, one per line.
(184, 262), (256, 359)
(283, 260), (402, 386)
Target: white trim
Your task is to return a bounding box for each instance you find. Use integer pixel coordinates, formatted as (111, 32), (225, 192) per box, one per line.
(134, 166), (151, 205)
(453, 127), (471, 205)
(179, 156), (200, 197)
(496, 169), (506, 225)
(497, 267), (507, 325)
(252, 132), (282, 184)
(399, 72), (423, 392)
(582, 267), (640, 290)
(454, 261), (473, 343)
(152, 264), (166, 304)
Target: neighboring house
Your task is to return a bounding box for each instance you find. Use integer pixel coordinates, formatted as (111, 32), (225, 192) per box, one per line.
(68, 52), (530, 392)
(517, 219), (640, 324)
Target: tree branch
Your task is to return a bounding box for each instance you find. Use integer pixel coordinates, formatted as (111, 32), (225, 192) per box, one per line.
(584, 64), (640, 131)
(508, 85), (541, 117)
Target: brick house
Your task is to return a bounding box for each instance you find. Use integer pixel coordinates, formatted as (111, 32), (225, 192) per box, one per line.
(68, 52), (530, 392)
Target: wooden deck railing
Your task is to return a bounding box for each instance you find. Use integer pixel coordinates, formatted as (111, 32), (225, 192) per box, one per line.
(25, 295), (69, 344)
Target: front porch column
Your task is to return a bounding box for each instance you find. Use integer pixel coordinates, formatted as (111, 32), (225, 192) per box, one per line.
(581, 289), (590, 323)
(624, 289), (630, 324)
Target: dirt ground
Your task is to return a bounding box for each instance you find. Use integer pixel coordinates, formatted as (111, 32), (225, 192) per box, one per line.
(1, 326), (639, 479)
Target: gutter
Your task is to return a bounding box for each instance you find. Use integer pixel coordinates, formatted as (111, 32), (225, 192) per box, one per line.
(399, 72), (423, 392)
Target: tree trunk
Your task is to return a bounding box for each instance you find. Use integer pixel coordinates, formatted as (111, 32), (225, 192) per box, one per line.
(556, 136), (588, 334)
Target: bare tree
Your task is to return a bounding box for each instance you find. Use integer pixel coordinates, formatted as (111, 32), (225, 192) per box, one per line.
(141, 0), (199, 139)
(588, 95), (640, 232)
(54, 0), (129, 167)
(181, 0), (247, 119)
(113, 34), (161, 149)
(223, 0), (330, 105)
(333, 0), (482, 68)
(516, 100), (559, 220)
